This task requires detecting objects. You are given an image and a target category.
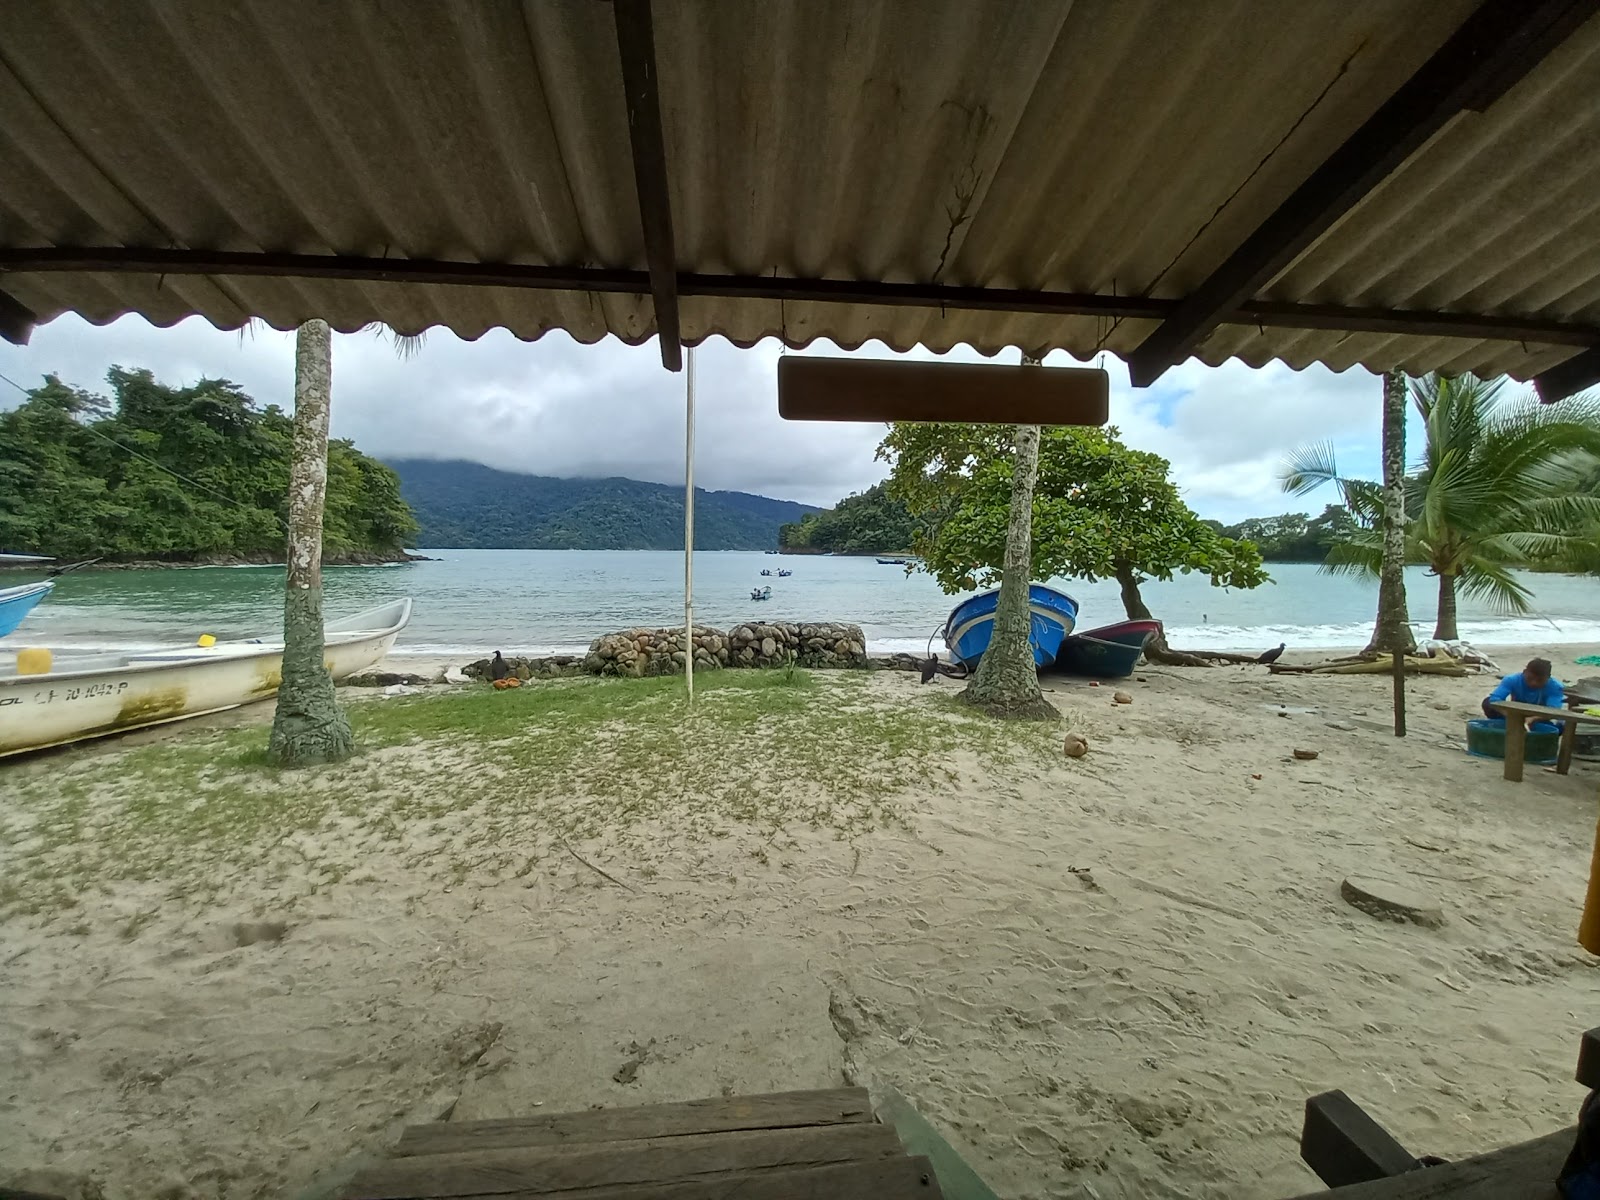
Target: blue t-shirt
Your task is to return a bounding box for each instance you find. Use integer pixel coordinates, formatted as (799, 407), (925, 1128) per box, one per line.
(1488, 672), (1564, 709)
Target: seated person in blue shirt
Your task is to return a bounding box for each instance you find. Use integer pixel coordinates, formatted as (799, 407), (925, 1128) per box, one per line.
(1482, 657), (1565, 731)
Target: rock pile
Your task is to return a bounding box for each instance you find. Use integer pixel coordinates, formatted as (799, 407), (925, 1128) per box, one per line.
(461, 654), (585, 681)
(726, 621), (868, 668)
(582, 625), (728, 676)
(461, 620), (872, 682)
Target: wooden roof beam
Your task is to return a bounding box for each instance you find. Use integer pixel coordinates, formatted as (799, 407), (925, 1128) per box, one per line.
(1124, 0), (1600, 389)
(612, 0), (682, 372)
(1534, 345), (1600, 402)
(5, 247), (1600, 351)
(0, 287), (35, 345)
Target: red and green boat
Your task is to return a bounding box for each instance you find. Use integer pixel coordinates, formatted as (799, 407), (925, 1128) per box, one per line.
(1050, 619), (1161, 678)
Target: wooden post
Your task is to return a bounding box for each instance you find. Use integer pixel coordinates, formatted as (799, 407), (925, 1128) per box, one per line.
(1391, 651), (1406, 738)
(1502, 714), (1527, 783)
(1581, 812), (1600, 955)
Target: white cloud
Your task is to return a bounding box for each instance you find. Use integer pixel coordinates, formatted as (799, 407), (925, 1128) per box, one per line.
(0, 314), (1390, 519)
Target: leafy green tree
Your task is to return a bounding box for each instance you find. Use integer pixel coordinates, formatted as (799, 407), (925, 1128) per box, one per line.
(778, 483), (917, 555)
(0, 369), (414, 562)
(880, 423), (1268, 666)
(1283, 372), (1600, 640)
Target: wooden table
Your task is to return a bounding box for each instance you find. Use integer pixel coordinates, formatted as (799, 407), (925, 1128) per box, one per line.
(1488, 699), (1600, 782)
(1286, 1126), (1570, 1198)
(336, 1087), (951, 1199)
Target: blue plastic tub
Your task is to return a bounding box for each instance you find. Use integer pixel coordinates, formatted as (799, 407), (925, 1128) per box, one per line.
(1465, 718), (1560, 765)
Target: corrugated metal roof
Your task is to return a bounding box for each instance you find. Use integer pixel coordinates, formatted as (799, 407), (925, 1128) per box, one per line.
(1, 0), (1597, 381)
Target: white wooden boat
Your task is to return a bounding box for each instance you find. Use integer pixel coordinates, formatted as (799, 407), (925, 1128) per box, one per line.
(0, 598), (411, 757)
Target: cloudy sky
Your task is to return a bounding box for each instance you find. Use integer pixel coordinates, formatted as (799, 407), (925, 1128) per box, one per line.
(0, 314), (1416, 523)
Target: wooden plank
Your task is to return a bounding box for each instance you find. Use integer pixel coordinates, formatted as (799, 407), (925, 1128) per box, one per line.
(1299, 1091), (1420, 1187)
(1125, 0), (1600, 387)
(342, 1122), (902, 1199)
(872, 1086), (1000, 1200)
(1559, 720), (1577, 774)
(355, 1157), (945, 1200)
(396, 1088), (872, 1156)
(1283, 1126), (1571, 1198)
(1490, 700), (1600, 726)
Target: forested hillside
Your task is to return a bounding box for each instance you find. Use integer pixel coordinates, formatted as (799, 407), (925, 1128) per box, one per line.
(778, 484), (918, 555)
(0, 369), (417, 562)
(390, 459), (816, 550)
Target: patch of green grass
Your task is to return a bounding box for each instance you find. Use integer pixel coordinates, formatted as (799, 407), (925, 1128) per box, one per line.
(0, 671), (1050, 919)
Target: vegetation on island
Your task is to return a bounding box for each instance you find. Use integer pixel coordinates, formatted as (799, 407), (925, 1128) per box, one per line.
(777, 484), (918, 555)
(1284, 372), (1600, 641)
(391, 459), (816, 551)
(1206, 506), (1360, 562)
(0, 367), (416, 564)
(879, 422), (1268, 667)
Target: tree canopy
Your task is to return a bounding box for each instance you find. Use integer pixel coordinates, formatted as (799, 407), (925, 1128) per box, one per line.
(878, 423), (1268, 659)
(1216, 506), (1359, 562)
(0, 368), (416, 562)
(778, 483), (917, 554)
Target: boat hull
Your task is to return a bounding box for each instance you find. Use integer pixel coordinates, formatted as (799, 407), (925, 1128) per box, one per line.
(1052, 620), (1161, 678)
(944, 585), (1078, 668)
(0, 581), (53, 638)
(0, 598), (411, 756)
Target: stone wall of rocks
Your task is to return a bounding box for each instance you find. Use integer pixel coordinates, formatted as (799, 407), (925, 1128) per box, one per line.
(461, 620), (871, 681)
(462, 654), (585, 681)
(582, 625), (729, 677)
(727, 621), (867, 668)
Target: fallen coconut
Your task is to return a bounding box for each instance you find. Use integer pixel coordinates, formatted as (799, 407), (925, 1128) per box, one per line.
(1292, 748), (1319, 760)
(1062, 733), (1090, 759)
(1113, 690), (1133, 704)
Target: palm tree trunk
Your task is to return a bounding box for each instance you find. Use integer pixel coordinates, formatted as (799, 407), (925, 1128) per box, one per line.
(962, 357), (1058, 720)
(1366, 370), (1416, 656)
(268, 320), (354, 767)
(1434, 572), (1459, 641)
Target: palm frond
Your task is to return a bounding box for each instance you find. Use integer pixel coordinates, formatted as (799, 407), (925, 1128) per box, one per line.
(1454, 557), (1534, 615)
(1279, 440), (1343, 496)
(1320, 531), (1382, 579)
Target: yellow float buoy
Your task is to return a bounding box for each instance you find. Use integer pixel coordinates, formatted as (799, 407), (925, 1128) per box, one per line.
(16, 646), (52, 675)
(197, 634), (217, 648)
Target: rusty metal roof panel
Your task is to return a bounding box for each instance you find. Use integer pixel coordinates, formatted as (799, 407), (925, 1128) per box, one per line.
(1, 0), (1597, 382)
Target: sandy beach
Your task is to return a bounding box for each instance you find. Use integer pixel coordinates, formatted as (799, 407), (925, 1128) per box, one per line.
(3, 644), (1599, 1199)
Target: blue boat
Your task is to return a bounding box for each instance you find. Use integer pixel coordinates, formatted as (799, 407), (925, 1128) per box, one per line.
(0, 581), (53, 638)
(943, 584), (1078, 668)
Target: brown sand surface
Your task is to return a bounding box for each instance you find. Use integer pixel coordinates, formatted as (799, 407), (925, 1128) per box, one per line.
(3, 646), (1598, 1199)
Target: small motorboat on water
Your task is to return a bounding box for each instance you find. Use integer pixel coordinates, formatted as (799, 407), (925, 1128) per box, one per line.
(776, 569), (792, 577)
(0, 598), (412, 757)
(1052, 619), (1161, 678)
(749, 585), (773, 601)
(943, 584), (1079, 669)
(0, 581), (54, 638)
(876, 557), (909, 565)
(760, 569), (773, 576)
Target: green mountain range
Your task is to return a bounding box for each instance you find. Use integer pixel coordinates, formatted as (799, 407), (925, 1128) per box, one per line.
(389, 459), (818, 550)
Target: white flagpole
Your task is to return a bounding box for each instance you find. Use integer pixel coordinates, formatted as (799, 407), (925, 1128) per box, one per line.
(683, 344), (697, 703)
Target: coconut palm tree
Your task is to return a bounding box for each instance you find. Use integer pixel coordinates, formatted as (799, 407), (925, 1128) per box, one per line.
(1282, 373), (1600, 641)
(268, 322), (423, 767)
(960, 353), (1058, 721)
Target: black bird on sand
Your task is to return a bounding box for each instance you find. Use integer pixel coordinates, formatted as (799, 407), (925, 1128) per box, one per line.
(489, 650), (510, 681)
(1257, 643), (1286, 666)
(920, 656), (939, 684)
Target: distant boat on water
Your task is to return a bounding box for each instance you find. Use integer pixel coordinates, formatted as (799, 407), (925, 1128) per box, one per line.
(943, 584), (1079, 668)
(1052, 619), (1161, 678)
(749, 585), (773, 601)
(0, 581), (53, 638)
(876, 557), (910, 565)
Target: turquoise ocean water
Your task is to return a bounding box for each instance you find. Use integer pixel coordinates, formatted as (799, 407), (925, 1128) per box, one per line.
(9, 551), (1600, 659)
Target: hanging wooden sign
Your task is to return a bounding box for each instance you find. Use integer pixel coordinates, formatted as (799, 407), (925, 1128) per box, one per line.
(778, 356), (1109, 425)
